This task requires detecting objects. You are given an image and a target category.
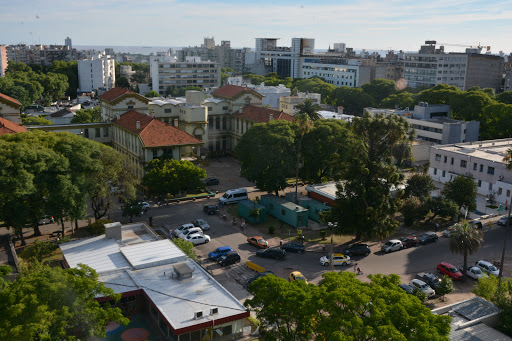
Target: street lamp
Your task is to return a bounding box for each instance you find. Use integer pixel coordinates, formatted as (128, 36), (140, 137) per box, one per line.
(327, 222), (338, 271)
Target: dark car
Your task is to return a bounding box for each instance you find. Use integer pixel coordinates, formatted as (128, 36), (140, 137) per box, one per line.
(208, 246), (233, 260)
(256, 248), (286, 260)
(204, 177), (220, 186)
(400, 236), (420, 248)
(418, 232), (438, 245)
(280, 242), (305, 254)
(247, 271), (275, 285)
(343, 243), (371, 257)
(398, 284), (414, 294)
(203, 205), (217, 215)
(498, 216), (510, 226)
(218, 251), (241, 267)
(415, 272), (442, 290)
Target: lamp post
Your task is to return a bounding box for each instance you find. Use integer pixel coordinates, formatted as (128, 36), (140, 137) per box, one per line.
(328, 222), (338, 271)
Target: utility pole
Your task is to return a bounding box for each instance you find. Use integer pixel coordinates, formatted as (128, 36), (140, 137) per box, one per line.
(328, 222), (338, 271)
(498, 198), (512, 286)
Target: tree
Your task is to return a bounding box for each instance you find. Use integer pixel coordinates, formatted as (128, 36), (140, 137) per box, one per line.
(331, 86), (376, 115)
(425, 196), (458, 221)
(449, 220), (483, 276)
(436, 275), (455, 302)
(172, 238), (198, 261)
(70, 107), (101, 124)
(245, 272), (452, 340)
(479, 103), (512, 140)
(496, 90), (512, 104)
(236, 120), (296, 195)
(21, 115), (53, 126)
(293, 114), (312, 203)
(294, 99), (321, 121)
(332, 114), (413, 240)
(144, 90), (160, 97)
(393, 140), (413, 167)
(0, 263), (128, 340)
(142, 159), (206, 197)
(442, 175), (477, 216)
(121, 199), (142, 223)
(115, 76), (131, 89)
(401, 197), (427, 226)
(37, 72), (69, 105)
(49, 61), (79, 98)
(473, 275), (512, 334)
(406, 173), (435, 199)
(292, 77), (337, 104)
(361, 79), (398, 104)
(131, 70), (148, 84)
(381, 91), (415, 109)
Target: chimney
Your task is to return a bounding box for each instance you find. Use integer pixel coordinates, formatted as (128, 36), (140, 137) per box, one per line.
(104, 222), (122, 240)
(269, 114), (273, 121)
(136, 121), (141, 130)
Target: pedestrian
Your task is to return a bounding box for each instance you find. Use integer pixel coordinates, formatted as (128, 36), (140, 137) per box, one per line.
(353, 263), (357, 273)
(301, 235), (305, 245)
(357, 266), (362, 275)
(280, 240), (283, 247)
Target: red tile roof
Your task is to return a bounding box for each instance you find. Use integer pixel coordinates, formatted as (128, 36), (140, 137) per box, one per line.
(112, 111), (203, 147)
(234, 105), (294, 123)
(0, 117), (27, 135)
(98, 87), (136, 102)
(0, 93), (22, 107)
(211, 85), (263, 100)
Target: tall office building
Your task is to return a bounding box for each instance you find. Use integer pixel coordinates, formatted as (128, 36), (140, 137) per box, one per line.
(65, 37), (72, 49)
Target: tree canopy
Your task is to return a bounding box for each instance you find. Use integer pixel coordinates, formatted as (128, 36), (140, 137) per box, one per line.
(442, 175), (477, 215)
(0, 263), (128, 340)
(473, 275), (512, 335)
(244, 271), (452, 340)
(332, 86), (376, 115)
(21, 115), (53, 126)
(70, 107), (101, 124)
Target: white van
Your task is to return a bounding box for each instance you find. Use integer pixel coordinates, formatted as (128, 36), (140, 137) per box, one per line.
(219, 188), (248, 205)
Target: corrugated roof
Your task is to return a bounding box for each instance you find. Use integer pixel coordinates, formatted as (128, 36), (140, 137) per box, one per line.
(450, 323), (512, 341)
(98, 87), (136, 102)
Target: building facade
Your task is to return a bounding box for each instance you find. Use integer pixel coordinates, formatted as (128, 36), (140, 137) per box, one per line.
(301, 59), (371, 87)
(0, 93), (22, 124)
(5, 44), (80, 66)
(429, 139), (512, 204)
(0, 45), (7, 77)
(279, 93), (321, 115)
(98, 87), (149, 121)
(77, 53), (116, 92)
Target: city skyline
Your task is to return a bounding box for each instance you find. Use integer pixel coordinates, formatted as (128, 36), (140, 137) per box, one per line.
(1, 0), (512, 54)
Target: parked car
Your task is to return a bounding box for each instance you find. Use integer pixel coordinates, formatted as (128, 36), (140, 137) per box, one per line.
(178, 227), (203, 240)
(437, 262), (463, 280)
(398, 284), (415, 294)
(415, 273), (442, 290)
(139, 202), (151, 210)
(498, 215), (510, 226)
(465, 266), (489, 280)
(208, 246), (233, 260)
(442, 228), (454, 238)
(203, 205), (217, 215)
(173, 223), (195, 237)
(418, 232), (438, 245)
(38, 215), (54, 225)
(475, 260), (499, 276)
(192, 219), (210, 231)
(280, 242), (305, 254)
(343, 243), (371, 257)
(247, 236), (269, 249)
(185, 233), (210, 245)
(400, 236), (419, 248)
(218, 251), (241, 267)
(381, 239), (403, 253)
(247, 271), (275, 285)
(410, 279), (435, 297)
(320, 253), (351, 266)
(289, 271), (308, 283)
(203, 177), (220, 186)
(256, 248), (286, 260)
(469, 220), (483, 230)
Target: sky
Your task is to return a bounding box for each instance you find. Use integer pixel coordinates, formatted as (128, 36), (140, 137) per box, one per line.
(1, 0), (512, 54)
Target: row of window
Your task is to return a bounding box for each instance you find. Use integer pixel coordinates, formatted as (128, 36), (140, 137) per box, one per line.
(83, 127), (109, 139)
(434, 154), (495, 174)
(432, 169), (510, 196)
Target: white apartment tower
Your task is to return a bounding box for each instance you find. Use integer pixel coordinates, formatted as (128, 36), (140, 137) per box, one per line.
(65, 37), (72, 49)
(77, 53), (116, 92)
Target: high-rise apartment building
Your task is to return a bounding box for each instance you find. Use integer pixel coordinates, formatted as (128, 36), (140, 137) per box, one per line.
(5, 44), (80, 66)
(65, 37), (72, 49)
(0, 46), (7, 77)
(77, 53), (116, 92)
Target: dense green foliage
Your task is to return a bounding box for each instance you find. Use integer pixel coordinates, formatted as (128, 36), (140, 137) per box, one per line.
(172, 238), (198, 261)
(245, 272), (451, 340)
(142, 159), (206, 197)
(295, 98), (322, 121)
(144, 91), (160, 98)
(0, 263), (128, 340)
(86, 219), (113, 236)
(21, 115), (53, 126)
(442, 175), (478, 215)
(70, 107), (101, 124)
(166, 86), (202, 97)
(473, 275), (512, 335)
(406, 173), (436, 199)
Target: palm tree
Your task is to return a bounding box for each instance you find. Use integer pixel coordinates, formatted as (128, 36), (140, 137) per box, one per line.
(505, 148), (512, 170)
(295, 99), (322, 121)
(449, 220), (483, 277)
(294, 113), (312, 203)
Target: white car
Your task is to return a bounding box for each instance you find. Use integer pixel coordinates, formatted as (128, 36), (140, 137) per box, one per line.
(442, 228), (453, 237)
(185, 233), (210, 245)
(320, 253), (351, 266)
(381, 239), (403, 253)
(139, 202), (151, 210)
(465, 266), (489, 280)
(173, 223), (195, 237)
(178, 227), (203, 240)
(475, 260), (499, 276)
(410, 279), (435, 297)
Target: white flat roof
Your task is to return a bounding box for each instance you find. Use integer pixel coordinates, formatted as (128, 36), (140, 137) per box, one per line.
(306, 182), (338, 200)
(120, 239), (186, 269)
(432, 139), (512, 163)
(203, 98), (226, 104)
(150, 98), (186, 106)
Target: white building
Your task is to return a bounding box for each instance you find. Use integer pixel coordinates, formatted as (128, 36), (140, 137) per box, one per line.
(429, 139), (512, 204)
(301, 59), (371, 87)
(59, 222), (249, 340)
(77, 52), (116, 92)
(279, 92), (322, 115)
(226, 77), (291, 109)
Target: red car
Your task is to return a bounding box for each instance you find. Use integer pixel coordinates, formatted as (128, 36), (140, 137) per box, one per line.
(437, 262), (463, 280)
(247, 236), (269, 249)
(400, 236), (419, 248)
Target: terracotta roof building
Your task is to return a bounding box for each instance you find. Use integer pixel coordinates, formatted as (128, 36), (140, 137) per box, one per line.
(111, 110), (203, 179)
(0, 92), (23, 124)
(0, 117), (27, 135)
(98, 87), (150, 121)
(234, 105), (294, 123)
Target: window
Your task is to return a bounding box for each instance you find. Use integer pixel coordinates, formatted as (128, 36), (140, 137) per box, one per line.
(473, 163), (477, 170)
(489, 183), (493, 191)
(208, 107), (212, 112)
(216, 117), (220, 129)
(222, 117), (227, 130)
(442, 170), (446, 177)
(209, 118), (213, 129)
(281, 209), (286, 216)
(128, 105), (134, 110)
(95, 128), (100, 138)
(460, 160), (467, 168)
(164, 108), (172, 113)
(488, 166), (495, 175)
(507, 190), (511, 197)
(103, 127), (109, 137)
(435, 154), (441, 161)
(152, 149), (158, 158)
(222, 106), (229, 111)
(444, 156), (447, 163)
(450, 158), (454, 165)
(480, 165), (484, 172)
(499, 188), (503, 195)
(84, 128), (89, 138)
(433, 168), (437, 175)
(478, 180), (482, 187)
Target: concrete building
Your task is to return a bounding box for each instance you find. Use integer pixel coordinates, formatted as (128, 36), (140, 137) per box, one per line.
(98, 87), (150, 121)
(5, 44), (80, 66)
(150, 55), (221, 95)
(0, 45), (7, 77)
(404, 41), (504, 91)
(46, 107), (76, 125)
(64, 37), (72, 49)
(0, 93), (22, 124)
(78, 53), (116, 92)
(301, 59), (371, 88)
(429, 139), (512, 204)
(279, 92), (322, 115)
(253, 38), (315, 78)
(60, 222), (249, 340)
(226, 77), (292, 109)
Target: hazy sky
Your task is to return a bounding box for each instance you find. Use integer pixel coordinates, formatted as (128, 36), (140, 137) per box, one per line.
(1, 0), (511, 53)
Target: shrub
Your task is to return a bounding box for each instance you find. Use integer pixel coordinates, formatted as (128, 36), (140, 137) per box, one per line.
(20, 240), (58, 262)
(86, 219), (113, 236)
(268, 225), (275, 234)
(173, 238), (197, 261)
(320, 230), (327, 240)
